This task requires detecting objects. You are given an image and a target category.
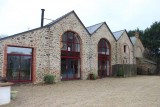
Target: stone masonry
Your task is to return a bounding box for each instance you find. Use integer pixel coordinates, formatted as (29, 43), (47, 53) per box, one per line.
(90, 23), (116, 75)
(116, 31), (134, 64)
(0, 11), (144, 83)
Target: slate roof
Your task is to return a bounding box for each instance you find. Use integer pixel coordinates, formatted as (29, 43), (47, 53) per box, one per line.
(112, 30), (125, 40)
(0, 10), (90, 41)
(130, 36), (136, 45)
(44, 10), (74, 27)
(137, 57), (157, 65)
(86, 22), (104, 34)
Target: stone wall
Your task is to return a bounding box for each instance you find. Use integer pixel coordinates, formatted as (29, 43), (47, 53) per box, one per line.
(0, 12), (92, 83)
(112, 64), (137, 77)
(136, 59), (157, 75)
(0, 11), (140, 83)
(49, 13), (91, 81)
(90, 24), (116, 75)
(116, 32), (134, 64)
(134, 38), (145, 58)
(0, 27), (50, 83)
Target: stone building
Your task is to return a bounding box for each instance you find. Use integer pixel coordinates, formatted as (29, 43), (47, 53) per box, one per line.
(0, 10), (141, 83)
(112, 30), (136, 77)
(130, 32), (145, 59)
(130, 33), (157, 75)
(113, 30), (134, 64)
(87, 22), (116, 78)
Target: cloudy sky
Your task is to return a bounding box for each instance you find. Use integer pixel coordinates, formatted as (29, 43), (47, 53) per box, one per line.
(0, 0), (160, 36)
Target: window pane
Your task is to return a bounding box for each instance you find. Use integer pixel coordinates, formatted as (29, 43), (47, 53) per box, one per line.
(74, 44), (80, 52)
(74, 34), (80, 43)
(102, 48), (105, 54)
(68, 32), (74, 42)
(7, 46), (32, 54)
(7, 56), (20, 80)
(61, 59), (67, 78)
(106, 49), (109, 55)
(20, 56), (32, 80)
(62, 33), (67, 42)
(67, 43), (73, 51)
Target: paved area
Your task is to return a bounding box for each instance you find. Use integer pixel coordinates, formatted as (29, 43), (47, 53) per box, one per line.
(2, 76), (160, 107)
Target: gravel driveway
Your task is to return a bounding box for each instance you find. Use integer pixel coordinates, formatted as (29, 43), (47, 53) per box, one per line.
(2, 76), (160, 107)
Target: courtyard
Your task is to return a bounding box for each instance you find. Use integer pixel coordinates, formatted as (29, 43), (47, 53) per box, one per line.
(2, 76), (160, 107)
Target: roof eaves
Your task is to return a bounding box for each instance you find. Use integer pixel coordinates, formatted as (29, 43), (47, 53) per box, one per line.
(125, 29), (134, 46)
(104, 22), (117, 41)
(45, 10), (91, 36)
(72, 11), (91, 36)
(0, 26), (48, 41)
(44, 10), (74, 27)
(113, 29), (125, 41)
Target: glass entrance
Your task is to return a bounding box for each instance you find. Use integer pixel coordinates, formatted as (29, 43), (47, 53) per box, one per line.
(98, 39), (110, 78)
(6, 46), (32, 82)
(98, 60), (110, 78)
(61, 31), (81, 80)
(61, 58), (80, 79)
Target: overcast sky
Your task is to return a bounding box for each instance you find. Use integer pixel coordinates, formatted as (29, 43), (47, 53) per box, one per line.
(0, 0), (160, 36)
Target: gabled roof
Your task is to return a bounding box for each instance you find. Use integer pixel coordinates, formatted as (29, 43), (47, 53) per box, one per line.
(86, 22), (116, 41)
(44, 10), (75, 27)
(112, 30), (125, 40)
(113, 29), (133, 46)
(130, 36), (136, 45)
(0, 10), (90, 41)
(86, 22), (104, 34)
(43, 10), (91, 35)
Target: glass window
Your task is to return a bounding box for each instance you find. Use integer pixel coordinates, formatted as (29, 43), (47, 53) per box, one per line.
(61, 31), (80, 52)
(98, 39), (110, 55)
(7, 46), (32, 55)
(7, 46), (32, 82)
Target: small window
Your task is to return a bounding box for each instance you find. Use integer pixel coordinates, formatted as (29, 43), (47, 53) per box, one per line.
(124, 45), (126, 53)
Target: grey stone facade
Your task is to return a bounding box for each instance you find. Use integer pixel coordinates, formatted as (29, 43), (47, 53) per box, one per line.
(0, 11), (145, 83)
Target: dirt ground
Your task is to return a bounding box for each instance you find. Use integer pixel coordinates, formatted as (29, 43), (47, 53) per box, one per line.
(2, 76), (160, 107)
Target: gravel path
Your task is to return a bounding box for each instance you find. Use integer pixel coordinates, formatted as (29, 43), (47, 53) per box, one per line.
(2, 76), (160, 107)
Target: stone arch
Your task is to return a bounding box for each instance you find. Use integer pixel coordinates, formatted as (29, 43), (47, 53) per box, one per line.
(60, 31), (81, 80)
(97, 38), (111, 78)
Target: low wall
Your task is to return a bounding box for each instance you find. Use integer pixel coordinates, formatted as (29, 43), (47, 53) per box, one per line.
(112, 64), (137, 77)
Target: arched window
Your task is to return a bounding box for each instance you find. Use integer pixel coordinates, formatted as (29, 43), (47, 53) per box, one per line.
(98, 39), (111, 78)
(98, 39), (109, 55)
(61, 31), (81, 80)
(61, 31), (80, 52)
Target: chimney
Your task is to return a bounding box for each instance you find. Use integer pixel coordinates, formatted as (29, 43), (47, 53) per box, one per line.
(41, 9), (45, 27)
(135, 32), (139, 38)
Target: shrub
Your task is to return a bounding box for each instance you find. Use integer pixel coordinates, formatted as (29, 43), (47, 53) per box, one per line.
(43, 74), (56, 84)
(89, 73), (97, 80)
(117, 68), (124, 77)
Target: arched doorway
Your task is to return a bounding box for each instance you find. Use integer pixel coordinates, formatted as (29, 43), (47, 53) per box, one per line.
(61, 31), (81, 80)
(98, 39), (110, 78)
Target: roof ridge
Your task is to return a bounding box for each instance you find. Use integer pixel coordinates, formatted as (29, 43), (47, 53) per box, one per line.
(112, 29), (125, 33)
(86, 22), (104, 28)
